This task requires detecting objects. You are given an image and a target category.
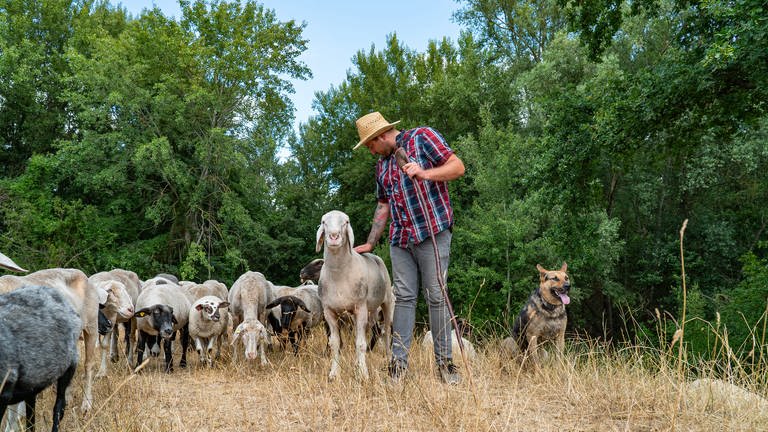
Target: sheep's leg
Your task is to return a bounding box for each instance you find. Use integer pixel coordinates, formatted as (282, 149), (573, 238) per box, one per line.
(324, 308), (342, 380)
(289, 330), (299, 355)
(179, 324), (190, 368)
(258, 336), (268, 366)
(368, 322), (381, 352)
(381, 301), (394, 359)
(52, 364), (76, 432)
(163, 338), (174, 373)
(354, 305), (370, 380)
(194, 336), (205, 366)
(110, 325), (120, 363)
(3, 403), (25, 432)
(97, 329), (112, 377)
(80, 327), (97, 413)
(124, 320), (135, 366)
(207, 336), (217, 366)
(136, 330), (147, 366)
(215, 333), (223, 360)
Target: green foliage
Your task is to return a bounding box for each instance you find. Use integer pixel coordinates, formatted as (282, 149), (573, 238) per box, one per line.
(179, 241), (213, 281)
(718, 244), (768, 357)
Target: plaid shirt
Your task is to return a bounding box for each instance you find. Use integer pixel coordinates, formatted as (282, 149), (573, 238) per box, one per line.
(376, 127), (455, 248)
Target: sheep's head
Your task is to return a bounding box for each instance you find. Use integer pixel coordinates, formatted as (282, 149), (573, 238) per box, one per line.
(136, 304), (177, 339)
(96, 280), (134, 320)
(232, 319), (269, 360)
(299, 258), (324, 283)
(316, 210), (354, 253)
(266, 295), (311, 333)
(194, 297), (230, 322)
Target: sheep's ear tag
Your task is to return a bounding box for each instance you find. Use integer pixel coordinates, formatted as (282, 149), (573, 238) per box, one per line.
(233, 327), (242, 337)
(135, 311), (148, 318)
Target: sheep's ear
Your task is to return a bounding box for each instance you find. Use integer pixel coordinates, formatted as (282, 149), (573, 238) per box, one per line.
(0, 251), (27, 272)
(346, 221), (355, 254)
(231, 324), (243, 344)
(195, 304), (205, 311)
(218, 302), (230, 309)
(315, 223), (324, 252)
(294, 298), (310, 313)
(266, 298), (282, 310)
(172, 316), (178, 325)
(97, 287), (109, 305)
(135, 308), (150, 318)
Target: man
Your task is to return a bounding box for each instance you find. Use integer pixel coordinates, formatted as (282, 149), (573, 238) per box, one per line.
(352, 111), (465, 384)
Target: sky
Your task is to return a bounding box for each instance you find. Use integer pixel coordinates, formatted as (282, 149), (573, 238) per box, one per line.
(123, 1), (464, 131)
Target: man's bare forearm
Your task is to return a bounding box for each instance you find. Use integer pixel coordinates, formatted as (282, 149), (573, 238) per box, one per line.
(365, 202), (390, 246)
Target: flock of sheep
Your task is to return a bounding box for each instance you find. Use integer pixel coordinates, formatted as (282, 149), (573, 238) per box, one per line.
(2, 210), (474, 432)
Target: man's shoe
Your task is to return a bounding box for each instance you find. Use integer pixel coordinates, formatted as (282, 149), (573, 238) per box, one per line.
(437, 360), (460, 385)
(388, 360), (407, 383)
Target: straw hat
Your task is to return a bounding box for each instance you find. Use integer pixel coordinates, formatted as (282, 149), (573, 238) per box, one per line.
(353, 112), (401, 150)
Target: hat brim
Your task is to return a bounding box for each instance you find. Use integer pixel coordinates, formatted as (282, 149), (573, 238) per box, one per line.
(353, 120), (401, 150)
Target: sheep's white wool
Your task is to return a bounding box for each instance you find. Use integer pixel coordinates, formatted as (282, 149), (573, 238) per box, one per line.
(316, 210), (394, 380)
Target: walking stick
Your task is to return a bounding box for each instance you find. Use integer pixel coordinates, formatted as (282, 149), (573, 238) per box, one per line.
(394, 148), (477, 398)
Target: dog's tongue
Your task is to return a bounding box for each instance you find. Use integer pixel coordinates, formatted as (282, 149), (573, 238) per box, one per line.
(559, 293), (571, 305)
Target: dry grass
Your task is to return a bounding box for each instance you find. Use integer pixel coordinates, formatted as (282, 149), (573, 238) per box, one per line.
(6, 328), (767, 432)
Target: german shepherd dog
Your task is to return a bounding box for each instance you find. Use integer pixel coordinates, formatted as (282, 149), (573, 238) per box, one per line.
(510, 263), (571, 362)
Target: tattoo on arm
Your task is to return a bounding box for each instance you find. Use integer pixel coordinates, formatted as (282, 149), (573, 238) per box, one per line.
(366, 203), (389, 246)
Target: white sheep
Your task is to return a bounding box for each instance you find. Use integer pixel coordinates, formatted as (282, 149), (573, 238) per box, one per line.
(0, 285), (82, 432)
(134, 280), (191, 372)
(228, 271), (273, 365)
(316, 210), (394, 380)
(90, 269), (142, 366)
(91, 279), (135, 377)
(0, 268), (100, 414)
(184, 279), (228, 302)
(189, 295), (230, 367)
(421, 330), (476, 364)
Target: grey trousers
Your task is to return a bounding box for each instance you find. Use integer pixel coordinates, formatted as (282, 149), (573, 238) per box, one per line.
(390, 229), (453, 366)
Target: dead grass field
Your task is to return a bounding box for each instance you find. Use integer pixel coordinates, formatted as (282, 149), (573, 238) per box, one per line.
(4, 329), (767, 432)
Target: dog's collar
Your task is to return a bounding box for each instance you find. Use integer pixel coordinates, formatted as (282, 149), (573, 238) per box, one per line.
(537, 288), (561, 311)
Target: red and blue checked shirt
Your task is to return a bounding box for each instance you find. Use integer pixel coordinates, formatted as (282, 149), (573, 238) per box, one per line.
(376, 127), (455, 248)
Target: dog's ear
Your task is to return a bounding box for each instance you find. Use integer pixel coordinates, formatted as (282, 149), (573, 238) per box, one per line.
(536, 264), (547, 280)
(560, 262), (568, 273)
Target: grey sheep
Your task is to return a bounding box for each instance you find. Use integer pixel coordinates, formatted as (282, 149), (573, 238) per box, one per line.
(0, 285), (81, 432)
(0, 268), (100, 414)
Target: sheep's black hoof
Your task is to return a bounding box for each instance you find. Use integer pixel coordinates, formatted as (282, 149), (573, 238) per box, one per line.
(179, 360), (187, 368)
